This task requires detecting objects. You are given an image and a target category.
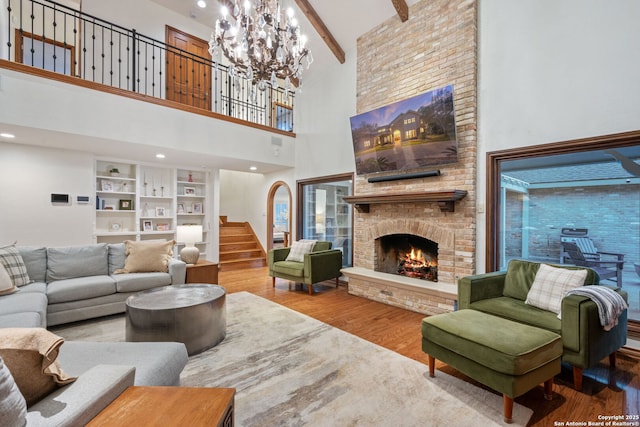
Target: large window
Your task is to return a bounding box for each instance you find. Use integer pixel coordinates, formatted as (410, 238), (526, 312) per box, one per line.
(297, 174), (354, 268)
(487, 131), (640, 338)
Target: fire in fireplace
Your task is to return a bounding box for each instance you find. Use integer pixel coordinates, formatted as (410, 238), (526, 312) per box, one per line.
(375, 234), (438, 282)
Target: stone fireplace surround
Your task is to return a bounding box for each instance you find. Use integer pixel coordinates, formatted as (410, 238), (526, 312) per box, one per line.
(342, 217), (459, 316)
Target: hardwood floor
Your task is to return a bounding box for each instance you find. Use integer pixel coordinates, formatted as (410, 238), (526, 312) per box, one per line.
(219, 267), (640, 427)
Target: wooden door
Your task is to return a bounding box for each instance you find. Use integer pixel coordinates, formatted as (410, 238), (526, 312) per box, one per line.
(165, 26), (211, 110)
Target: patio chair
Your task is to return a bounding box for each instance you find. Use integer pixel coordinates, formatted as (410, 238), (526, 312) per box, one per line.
(561, 241), (624, 287)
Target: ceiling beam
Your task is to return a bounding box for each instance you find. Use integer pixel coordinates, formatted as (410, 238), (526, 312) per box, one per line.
(294, 0), (346, 64)
(391, 0), (409, 22)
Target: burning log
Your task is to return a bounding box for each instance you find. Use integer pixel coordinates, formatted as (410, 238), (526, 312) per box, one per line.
(397, 247), (438, 281)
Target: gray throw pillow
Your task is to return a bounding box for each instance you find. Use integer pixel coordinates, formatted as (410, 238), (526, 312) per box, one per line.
(0, 356), (27, 427)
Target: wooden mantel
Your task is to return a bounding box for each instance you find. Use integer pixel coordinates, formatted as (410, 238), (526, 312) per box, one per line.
(343, 190), (467, 213)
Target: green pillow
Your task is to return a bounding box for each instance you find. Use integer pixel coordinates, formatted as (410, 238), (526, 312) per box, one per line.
(503, 259), (541, 301)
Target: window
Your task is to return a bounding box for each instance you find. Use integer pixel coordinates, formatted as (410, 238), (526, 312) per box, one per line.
(297, 174), (354, 268)
(487, 132), (640, 338)
(16, 31), (75, 76)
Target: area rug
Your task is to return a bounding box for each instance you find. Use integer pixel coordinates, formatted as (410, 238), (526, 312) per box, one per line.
(54, 292), (533, 426)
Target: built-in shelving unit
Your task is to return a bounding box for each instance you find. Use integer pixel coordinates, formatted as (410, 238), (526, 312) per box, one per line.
(94, 161), (211, 259)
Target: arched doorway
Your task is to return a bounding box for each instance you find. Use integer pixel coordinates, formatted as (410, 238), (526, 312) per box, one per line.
(266, 181), (292, 251)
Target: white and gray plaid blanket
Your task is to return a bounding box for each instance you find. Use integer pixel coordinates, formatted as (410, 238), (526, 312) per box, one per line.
(566, 286), (628, 331)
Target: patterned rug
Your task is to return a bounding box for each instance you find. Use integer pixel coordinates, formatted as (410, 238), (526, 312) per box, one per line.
(54, 292), (533, 426)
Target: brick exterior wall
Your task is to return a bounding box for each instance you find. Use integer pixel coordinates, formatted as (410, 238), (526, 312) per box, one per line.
(349, 0), (477, 312)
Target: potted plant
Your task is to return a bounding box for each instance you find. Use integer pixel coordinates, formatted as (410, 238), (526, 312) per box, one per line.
(109, 168), (120, 177)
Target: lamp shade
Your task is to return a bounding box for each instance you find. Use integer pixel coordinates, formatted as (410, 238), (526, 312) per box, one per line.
(176, 225), (203, 264)
(176, 225), (203, 245)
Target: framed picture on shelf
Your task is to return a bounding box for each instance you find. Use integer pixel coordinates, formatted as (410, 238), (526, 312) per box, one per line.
(155, 207), (166, 217)
(193, 202), (203, 214)
(119, 199), (132, 210)
(101, 180), (114, 192)
(109, 222), (123, 232)
(177, 203), (185, 214)
(184, 186), (196, 195)
(142, 220), (153, 231)
(156, 223), (169, 231)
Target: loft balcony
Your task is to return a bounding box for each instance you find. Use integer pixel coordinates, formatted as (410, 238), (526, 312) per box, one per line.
(1, 0), (296, 136)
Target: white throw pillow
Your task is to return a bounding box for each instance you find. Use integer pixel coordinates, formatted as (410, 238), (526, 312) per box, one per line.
(285, 240), (318, 262)
(0, 263), (18, 296)
(0, 243), (31, 287)
(0, 356), (27, 427)
(525, 263), (587, 317)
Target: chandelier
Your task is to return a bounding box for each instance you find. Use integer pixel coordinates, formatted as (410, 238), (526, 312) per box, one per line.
(208, 0), (313, 95)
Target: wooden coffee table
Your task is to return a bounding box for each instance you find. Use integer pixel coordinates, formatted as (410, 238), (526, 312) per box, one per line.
(87, 386), (235, 426)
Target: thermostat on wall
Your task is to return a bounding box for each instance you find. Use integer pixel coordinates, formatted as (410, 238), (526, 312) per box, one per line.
(77, 196), (90, 204)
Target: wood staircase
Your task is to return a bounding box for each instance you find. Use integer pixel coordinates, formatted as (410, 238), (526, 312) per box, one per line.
(219, 216), (266, 271)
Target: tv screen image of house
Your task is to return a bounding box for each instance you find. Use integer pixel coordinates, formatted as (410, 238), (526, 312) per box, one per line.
(349, 84), (458, 176)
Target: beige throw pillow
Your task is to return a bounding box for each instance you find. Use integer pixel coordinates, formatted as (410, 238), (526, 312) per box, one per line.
(114, 240), (175, 274)
(0, 263), (19, 296)
(0, 328), (76, 407)
(525, 263), (587, 317)
(285, 240), (318, 262)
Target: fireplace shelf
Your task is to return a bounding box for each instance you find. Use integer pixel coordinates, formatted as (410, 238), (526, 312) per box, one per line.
(342, 190), (467, 213)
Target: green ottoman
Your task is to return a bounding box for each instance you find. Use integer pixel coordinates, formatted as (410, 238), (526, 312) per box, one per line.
(421, 309), (562, 423)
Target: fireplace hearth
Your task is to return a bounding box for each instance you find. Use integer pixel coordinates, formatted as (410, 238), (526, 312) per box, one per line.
(375, 234), (438, 282)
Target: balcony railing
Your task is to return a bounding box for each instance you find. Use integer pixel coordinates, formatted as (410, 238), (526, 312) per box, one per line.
(3, 0), (295, 133)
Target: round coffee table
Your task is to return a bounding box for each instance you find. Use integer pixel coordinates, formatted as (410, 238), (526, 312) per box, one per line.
(125, 284), (226, 355)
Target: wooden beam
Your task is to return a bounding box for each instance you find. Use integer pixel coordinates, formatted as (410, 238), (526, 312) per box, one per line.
(294, 0), (346, 64)
(391, 0), (409, 22)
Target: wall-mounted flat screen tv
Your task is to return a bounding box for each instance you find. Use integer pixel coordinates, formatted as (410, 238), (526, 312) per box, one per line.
(349, 84), (458, 176)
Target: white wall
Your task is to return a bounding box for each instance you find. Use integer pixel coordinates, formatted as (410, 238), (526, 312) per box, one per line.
(0, 142), (94, 246)
(476, 0), (640, 271)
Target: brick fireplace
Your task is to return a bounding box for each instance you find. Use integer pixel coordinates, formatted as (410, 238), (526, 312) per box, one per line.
(342, 0), (477, 315)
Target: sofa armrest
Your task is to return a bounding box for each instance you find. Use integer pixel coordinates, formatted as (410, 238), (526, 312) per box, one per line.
(457, 271), (507, 309)
(26, 365), (135, 427)
(560, 287), (628, 362)
(269, 248), (291, 263)
(304, 249), (343, 284)
(168, 258), (186, 285)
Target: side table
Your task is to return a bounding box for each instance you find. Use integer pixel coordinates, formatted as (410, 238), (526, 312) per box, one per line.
(186, 259), (219, 284)
(87, 386), (235, 426)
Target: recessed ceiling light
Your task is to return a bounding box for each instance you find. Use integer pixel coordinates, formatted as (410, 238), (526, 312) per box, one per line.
(249, 166), (257, 171)
(156, 153), (166, 159)
(197, 0), (206, 8)
(0, 133), (15, 138)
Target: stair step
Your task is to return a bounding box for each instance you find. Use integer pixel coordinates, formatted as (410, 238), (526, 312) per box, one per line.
(219, 235), (256, 244)
(219, 257), (266, 271)
(219, 249), (263, 261)
(220, 242), (260, 251)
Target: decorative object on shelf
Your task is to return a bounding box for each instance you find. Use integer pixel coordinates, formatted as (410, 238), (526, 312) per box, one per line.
(122, 182), (128, 192)
(142, 220), (153, 232)
(188, 172), (193, 183)
(101, 180), (114, 192)
(109, 168), (120, 177)
(119, 199), (132, 210)
(143, 203), (150, 217)
(103, 204), (115, 211)
(177, 203), (185, 214)
(193, 202), (203, 214)
(209, 0), (312, 96)
(155, 207), (166, 217)
(177, 225), (203, 264)
(109, 222), (122, 232)
(156, 223), (170, 232)
(184, 187), (196, 195)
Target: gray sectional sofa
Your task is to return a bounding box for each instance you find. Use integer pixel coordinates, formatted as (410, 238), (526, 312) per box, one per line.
(0, 243), (186, 328)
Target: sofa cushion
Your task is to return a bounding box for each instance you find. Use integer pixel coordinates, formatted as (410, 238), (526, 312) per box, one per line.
(0, 292), (48, 328)
(113, 272), (172, 293)
(0, 243), (32, 287)
(115, 240), (175, 274)
(47, 276), (116, 304)
(286, 239), (317, 262)
(525, 263), (587, 316)
(46, 244), (109, 282)
(0, 356), (27, 427)
(468, 296), (562, 334)
(313, 241), (332, 251)
(108, 243), (126, 275)
(0, 328), (76, 406)
(17, 246), (47, 283)
(503, 259), (540, 301)
(0, 312), (44, 329)
(272, 261), (305, 277)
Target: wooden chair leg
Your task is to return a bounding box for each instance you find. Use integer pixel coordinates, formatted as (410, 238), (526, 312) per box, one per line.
(609, 352), (617, 368)
(543, 378), (554, 400)
(335, 277), (339, 289)
(308, 283), (313, 295)
(272, 276), (276, 287)
(503, 395), (513, 424)
(427, 355), (435, 377)
(573, 366), (583, 391)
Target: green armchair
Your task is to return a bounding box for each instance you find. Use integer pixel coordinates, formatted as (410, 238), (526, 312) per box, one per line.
(458, 259), (628, 391)
(268, 241), (343, 295)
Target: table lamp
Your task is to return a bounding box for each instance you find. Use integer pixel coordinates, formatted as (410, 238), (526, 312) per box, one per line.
(176, 225), (203, 264)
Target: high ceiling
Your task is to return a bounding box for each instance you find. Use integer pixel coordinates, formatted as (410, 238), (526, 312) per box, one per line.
(149, 0), (421, 82)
